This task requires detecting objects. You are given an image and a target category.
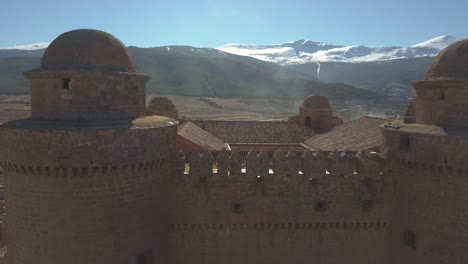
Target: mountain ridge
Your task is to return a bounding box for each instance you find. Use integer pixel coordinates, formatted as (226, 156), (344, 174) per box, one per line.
(218, 35), (462, 65)
(0, 45), (381, 100)
(0, 35), (462, 98)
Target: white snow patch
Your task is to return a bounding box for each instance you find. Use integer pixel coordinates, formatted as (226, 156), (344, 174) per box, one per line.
(216, 35), (461, 65)
(411, 35), (461, 49)
(0, 42), (50, 50)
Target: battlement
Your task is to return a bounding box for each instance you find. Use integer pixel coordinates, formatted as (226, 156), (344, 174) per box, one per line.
(179, 148), (383, 177)
(0, 158), (167, 177)
(168, 148), (394, 264)
(174, 148), (389, 203)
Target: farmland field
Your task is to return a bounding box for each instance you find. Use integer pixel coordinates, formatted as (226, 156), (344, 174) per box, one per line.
(0, 94), (410, 124)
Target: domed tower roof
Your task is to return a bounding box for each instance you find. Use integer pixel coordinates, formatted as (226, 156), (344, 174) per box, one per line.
(40, 29), (136, 72)
(426, 39), (468, 79)
(148, 97), (176, 111)
(24, 29), (149, 121)
(302, 95), (331, 109)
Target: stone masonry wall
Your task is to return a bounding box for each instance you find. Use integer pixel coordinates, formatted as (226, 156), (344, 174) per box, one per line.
(413, 80), (468, 127)
(0, 125), (176, 264)
(382, 127), (468, 264)
(29, 72), (148, 121)
(166, 149), (393, 264)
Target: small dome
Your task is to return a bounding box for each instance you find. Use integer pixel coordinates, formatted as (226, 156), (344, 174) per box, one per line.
(40, 29), (136, 72)
(148, 97), (176, 111)
(302, 95), (331, 109)
(426, 39), (468, 79)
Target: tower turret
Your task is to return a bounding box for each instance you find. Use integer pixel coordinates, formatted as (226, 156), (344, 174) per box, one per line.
(289, 95), (343, 132)
(412, 39), (468, 127)
(0, 29), (178, 264)
(381, 39), (468, 264)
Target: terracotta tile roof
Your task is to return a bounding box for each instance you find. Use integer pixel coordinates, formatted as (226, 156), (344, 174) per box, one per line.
(192, 120), (315, 143)
(177, 122), (225, 151)
(304, 116), (391, 151)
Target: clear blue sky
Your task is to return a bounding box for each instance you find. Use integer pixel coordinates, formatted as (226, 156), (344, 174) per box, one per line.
(1, 0), (467, 48)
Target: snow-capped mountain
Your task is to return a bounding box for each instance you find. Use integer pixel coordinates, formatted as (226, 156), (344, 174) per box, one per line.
(218, 35), (462, 65)
(0, 42), (50, 50)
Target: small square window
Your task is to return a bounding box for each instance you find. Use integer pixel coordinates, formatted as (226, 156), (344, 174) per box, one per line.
(315, 200), (326, 212)
(232, 203), (242, 213)
(400, 134), (411, 151)
(403, 229), (417, 249)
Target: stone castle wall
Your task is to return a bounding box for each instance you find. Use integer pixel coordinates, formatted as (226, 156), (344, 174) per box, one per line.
(27, 71), (149, 121)
(165, 149), (393, 264)
(381, 127), (468, 264)
(0, 124), (177, 264)
(413, 80), (468, 127)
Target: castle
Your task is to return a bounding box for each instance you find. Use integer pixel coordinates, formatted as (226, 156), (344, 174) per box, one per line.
(0, 29), (467, 264)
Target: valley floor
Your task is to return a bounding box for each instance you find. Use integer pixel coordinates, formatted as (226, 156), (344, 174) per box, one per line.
(0, 94), (410, 124)
(150, 94), (409, 122)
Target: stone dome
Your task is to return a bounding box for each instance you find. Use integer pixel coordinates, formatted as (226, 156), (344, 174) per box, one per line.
(40, 29), (136, 72)
(302, 95), (331, 109)
(426, 39), (468, 79)
(148, 97), (176, 111)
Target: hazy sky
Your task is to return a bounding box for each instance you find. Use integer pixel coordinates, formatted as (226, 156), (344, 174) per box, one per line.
(1, 0), (467, 48)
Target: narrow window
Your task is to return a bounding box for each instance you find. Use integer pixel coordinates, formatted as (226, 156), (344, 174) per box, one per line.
(62, 79), (71, 90)
(400, 134), (411, 151)
(232, 203), (242, 213)
(361, 199), (373, 212)
(403, 229), (417, 249)
(305, 116), (312, 128)
(315, 200), (326, 212)
(439, 89), (445, 100)
(137, 249), (153, 264)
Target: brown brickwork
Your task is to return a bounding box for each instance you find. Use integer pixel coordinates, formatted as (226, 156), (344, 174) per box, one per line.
(289, 95), (343, 132)
(148, 96), (179, 119)
(0, 29), (179, 264)
(381, 124), (468, 264)
(168, 149), (393, 264)
(380, 38), (468, 264)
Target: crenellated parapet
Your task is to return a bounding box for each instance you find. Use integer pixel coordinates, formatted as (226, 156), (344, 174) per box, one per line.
(0, 158), (168, 178)
(175, 148), (391, 207)
(181, 148), (384, 177)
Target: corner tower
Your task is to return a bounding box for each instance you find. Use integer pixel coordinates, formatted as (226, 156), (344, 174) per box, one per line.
(413, 39), (468, 127)
(27, 29), (146, 120)
(381, 39), (468, 263)
(289, 95), (343, 132)
(148, 96), (179, 119)
(0, 29), (177, 264)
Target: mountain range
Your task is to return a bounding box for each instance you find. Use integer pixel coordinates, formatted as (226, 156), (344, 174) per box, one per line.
(218, 35), (460, 64)
(0, 35), (463, 99)
(218, 35), (462, 98)
(0, 45), (378, 100)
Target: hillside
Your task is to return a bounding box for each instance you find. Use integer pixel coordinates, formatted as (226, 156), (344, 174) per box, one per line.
(0, 56), (40, 94)
(287, 57), (433, 97)
(218, 35), (462, 97)
(0, 46), (380, 99)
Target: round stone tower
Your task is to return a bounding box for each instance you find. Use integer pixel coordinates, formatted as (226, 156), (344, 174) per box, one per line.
(413, 39), (468, 127)
(381, 39), (468, 263)
(148, 96), (179, 119)
(296, 95), (343, 132)
(0, 29), (178, 264)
